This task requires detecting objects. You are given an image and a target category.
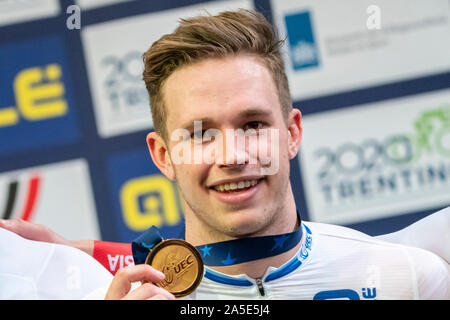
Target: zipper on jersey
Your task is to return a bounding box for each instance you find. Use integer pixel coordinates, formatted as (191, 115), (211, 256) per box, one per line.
(255, 278), (265, 296)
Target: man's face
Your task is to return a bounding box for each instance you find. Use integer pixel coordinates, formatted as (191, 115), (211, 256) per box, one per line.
(160, 55), (300, 238)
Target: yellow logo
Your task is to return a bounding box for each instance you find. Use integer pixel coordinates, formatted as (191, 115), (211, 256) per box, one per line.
(120, 175), (182, 231)
(0, 64), (68, 127)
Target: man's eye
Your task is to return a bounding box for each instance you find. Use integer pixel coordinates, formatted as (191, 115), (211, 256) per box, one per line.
(243, 121), (263, 131)
(191, 130), (206, 140)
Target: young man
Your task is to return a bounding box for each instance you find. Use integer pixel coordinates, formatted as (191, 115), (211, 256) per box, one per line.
(1, 9), (449, 300)
(95, 9), (450, 300)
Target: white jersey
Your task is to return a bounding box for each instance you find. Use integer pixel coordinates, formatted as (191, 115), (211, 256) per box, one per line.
(0, 227), (113, 299)
(376, 207), (450, 264)
(1, 208), (449, 300)
(182, 221), (450, 300)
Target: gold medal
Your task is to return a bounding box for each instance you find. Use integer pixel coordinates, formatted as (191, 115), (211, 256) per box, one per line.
(145, 239), (204, 297)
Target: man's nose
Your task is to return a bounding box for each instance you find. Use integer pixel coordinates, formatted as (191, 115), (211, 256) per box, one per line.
(217, 130), (252, 167)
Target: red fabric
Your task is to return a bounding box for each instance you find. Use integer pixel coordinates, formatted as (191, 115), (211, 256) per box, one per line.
(93, 241), (133, 275)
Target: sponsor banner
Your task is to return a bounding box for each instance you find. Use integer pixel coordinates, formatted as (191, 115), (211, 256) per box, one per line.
(0, 0), (60, 27)
(298, 89), (450, 225)
(0, 35), (80, 156)
(0, 159), (100, 239)
(271, 0), (450, 101)
(106, 147), (185, 242)
(76, 0), (135, 10)
(81, 0), (253, 138)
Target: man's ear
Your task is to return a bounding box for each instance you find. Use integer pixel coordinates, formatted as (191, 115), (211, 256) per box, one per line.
(287, 108), (302, 160)
(146, 131), (176, 180)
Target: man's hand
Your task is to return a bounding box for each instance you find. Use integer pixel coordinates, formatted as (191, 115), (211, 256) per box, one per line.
(105, 264), (176, 300)
(0, 218), (94, 256)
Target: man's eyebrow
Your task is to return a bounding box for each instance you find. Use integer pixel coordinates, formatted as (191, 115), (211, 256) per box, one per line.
(180, 118), (215, 131)
(238, 108), (273, 118)
(179, 109), (273, 130)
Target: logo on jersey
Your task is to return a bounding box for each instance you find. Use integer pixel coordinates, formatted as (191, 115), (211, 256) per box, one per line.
(284, 11), (320, 71)
(0, 36), (80, 156)
(313, 288), (377, 300)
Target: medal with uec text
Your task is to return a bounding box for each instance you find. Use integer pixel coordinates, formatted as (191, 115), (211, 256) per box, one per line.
(145, 239), (204, 297)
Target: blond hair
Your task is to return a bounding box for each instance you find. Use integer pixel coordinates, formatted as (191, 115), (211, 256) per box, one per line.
(142, 9), (292, 141)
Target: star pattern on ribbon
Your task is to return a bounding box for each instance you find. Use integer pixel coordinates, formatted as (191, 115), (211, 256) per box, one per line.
(200, 244), (212, 257)
(221, 252), (237, 265)
(271, 234), (288, 251)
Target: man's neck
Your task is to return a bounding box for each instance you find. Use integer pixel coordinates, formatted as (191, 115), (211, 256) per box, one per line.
(185, 195), (300, 279)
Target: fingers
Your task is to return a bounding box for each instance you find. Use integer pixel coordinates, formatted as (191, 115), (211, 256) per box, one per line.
(0, 218), (21, 232)
(0, 219), (92, 255)
(123, 283), (175, 300)
(105, 264), (174, 300)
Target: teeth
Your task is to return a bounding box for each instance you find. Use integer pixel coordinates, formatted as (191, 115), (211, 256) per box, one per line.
(213, 179), (260, 192)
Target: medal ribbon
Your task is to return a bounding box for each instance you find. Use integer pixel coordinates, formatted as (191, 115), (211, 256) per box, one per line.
(132, 212), (302, 267)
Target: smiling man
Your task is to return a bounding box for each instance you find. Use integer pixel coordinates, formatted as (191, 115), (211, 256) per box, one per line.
(147, 56), (302, 282)
(98, 9), (448, 300)
(138, 10), (303, 286)
(0, 9), (449, 300)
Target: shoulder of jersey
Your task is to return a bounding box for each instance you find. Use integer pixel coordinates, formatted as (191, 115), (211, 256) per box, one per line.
(303, 221), (402, 247)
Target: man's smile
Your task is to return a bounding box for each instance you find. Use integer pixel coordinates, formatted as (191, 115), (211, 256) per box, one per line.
(208, 177), (265, 204)
(212, 179), (260, 192)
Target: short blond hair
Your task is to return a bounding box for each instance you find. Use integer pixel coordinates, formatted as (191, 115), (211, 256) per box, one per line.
(142, 9), (292, 141)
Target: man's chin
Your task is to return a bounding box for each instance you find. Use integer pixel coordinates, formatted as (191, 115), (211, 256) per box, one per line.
(214, 209), (271, 237)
